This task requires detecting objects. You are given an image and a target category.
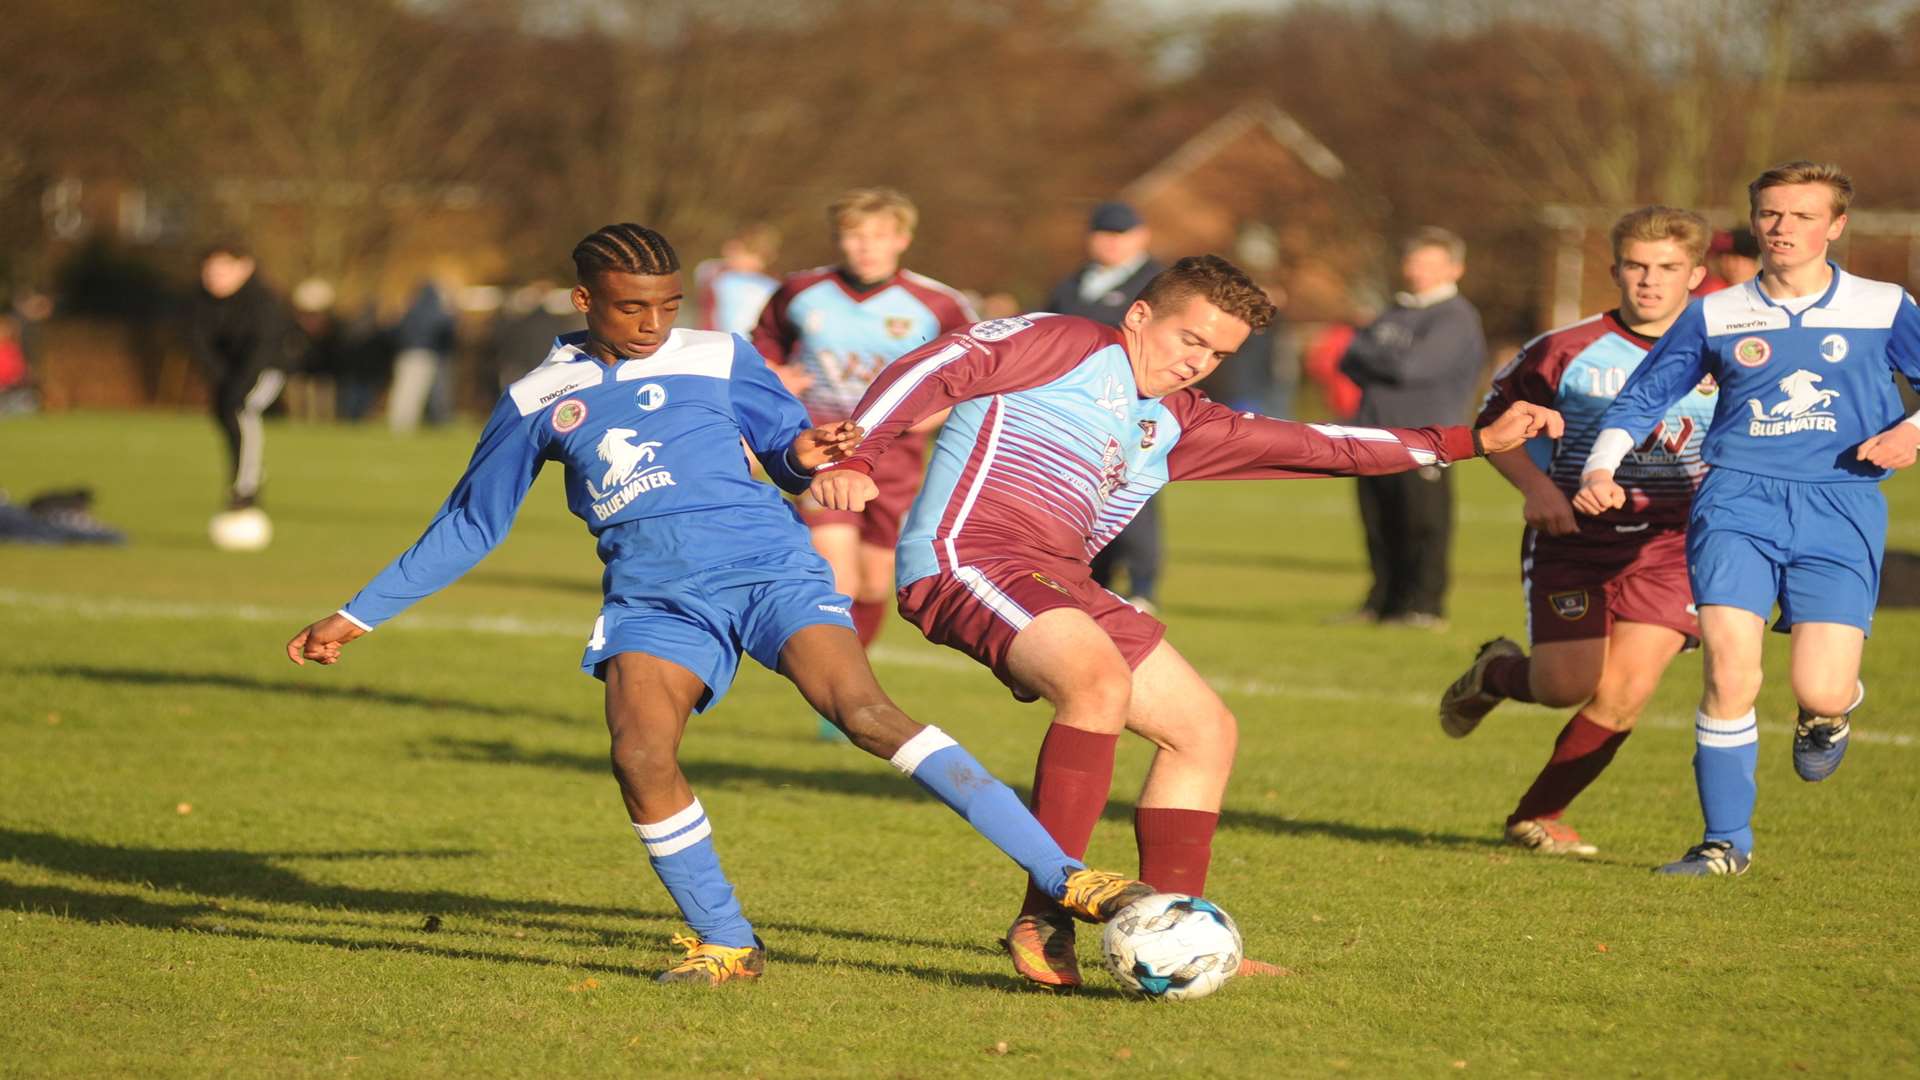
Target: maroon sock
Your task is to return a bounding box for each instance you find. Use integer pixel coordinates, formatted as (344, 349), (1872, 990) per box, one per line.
(1018, 724), (1119, 917)
(852, 600), (887, 647)
(1483, 654), (1538, 703)
(1507, 713), (1630, 825)
(1134, 807), (1219, 896)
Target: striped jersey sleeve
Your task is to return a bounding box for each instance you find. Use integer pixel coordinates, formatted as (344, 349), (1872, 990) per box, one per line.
(1161, 390), (1477, 482)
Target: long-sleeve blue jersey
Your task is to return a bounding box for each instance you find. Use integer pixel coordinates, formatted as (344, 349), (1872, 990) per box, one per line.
(1596, 267), (1920, 484)
(341, 329), (817, 629)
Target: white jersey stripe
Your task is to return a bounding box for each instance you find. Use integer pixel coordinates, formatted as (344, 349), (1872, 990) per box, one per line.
(854, 341), (969, 432)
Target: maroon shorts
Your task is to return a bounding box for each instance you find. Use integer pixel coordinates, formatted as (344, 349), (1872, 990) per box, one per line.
(896, 556), (1167, 700)
(799, 429), (927, 549)
(1523, 526), (1698, 646)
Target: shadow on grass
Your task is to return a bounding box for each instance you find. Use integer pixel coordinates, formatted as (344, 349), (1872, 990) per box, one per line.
(12, 663), (586, 727)
(0, 827), (1045, 992)
(421, 736), (1503, 853)
(0, 843), (1088, 995)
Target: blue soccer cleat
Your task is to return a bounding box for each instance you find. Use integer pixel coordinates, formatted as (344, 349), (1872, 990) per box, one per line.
(1653, 840), (1751, 876)
(1793, 681), (1862, 782)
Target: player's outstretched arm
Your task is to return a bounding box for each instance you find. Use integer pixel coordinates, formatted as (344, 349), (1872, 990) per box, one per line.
(1475, 401), (1564, 454)
(286, 613), (366, 667)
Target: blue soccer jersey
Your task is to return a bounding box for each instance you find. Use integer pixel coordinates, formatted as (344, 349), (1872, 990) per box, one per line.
(340, 329), (820, 630)
(1595, 266), (1920, 483)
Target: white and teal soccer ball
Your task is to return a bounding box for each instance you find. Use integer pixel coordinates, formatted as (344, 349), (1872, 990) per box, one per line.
(1102, 892), (1243, 1001)
(208, 507), (272, 552)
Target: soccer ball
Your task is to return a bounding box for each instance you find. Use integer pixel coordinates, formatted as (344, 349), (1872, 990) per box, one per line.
(208, 507), (272, 552)
(1102, 892), (1243, 1001)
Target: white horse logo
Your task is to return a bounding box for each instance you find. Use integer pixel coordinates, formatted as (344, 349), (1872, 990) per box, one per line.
(1747, 368), (1839, 420)
(596, 428), (662, 491)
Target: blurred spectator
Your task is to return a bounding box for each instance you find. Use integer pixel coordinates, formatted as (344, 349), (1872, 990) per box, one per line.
(490, 281), (579, 392)
(0, 313), (32, 415)
(1301, 323), (1362, 420)
(388, 277), (457, 433)
(1337, 227), (1486, 629)
(333, 302), (394, 423)
(1693, 227), (1762, 296)
(288, 277), (340, 421)
(187, 239), (296, 509)
(1045, 200), (1166, 611)
(978, 291), (1022, 319)
(694, 224), (780, 336)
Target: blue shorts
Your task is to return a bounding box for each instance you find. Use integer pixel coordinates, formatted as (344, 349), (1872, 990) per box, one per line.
(580, 546), (854, 712)
(1686, 468), (1884, 634)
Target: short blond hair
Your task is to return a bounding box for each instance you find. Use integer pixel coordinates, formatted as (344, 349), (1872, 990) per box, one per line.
(1748, 161), (1853, 218)
(1403, 226), (1465, 264)
(828, 187), (917, 235)
(1609, 205), (1710, 267)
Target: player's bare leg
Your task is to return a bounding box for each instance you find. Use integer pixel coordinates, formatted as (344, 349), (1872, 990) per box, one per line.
(605, 653), (765, 984)
(1787, 621), (1865, 781)
(777, 623), (921, 758)
(1506, 622), (1683, 855)
(1699, 605), (1766, 718)
(804, 521), (863, 740)
(1000, 609), (1135, 987)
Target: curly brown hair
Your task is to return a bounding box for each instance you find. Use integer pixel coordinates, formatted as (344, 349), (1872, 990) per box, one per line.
(1136, 255), (1276, 332)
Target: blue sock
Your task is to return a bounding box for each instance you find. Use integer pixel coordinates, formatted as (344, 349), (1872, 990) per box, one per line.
(1694, 709), (1758, 854)
(890, 726), (1084, 899)
(633, 798), (756, 948)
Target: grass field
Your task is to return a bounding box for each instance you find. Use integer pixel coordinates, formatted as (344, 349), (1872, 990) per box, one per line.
(3, 411), (1918, 1078)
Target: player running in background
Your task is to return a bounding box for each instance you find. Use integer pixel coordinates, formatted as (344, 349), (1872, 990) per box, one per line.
(1576, 163), (1920, 875)
(1439, 206), (1716, 857)
(752, 189), (975, 680)
(285, 224), (1152, 984)
(811, 255), (1560, 986)
(692, 223), (780, 337)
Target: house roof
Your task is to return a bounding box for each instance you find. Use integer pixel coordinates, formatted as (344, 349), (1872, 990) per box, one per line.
(1123, 100), (1345, 204)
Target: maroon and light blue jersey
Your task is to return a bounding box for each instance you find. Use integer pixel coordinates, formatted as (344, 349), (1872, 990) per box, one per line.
(751, 266), (974, 421)
(1478, 309), (1715, 533)
(823, 314), (1478, 588)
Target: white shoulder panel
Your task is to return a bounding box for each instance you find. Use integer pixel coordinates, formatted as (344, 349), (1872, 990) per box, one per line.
(509, 358), (604, 416)
(1702, 284), (1789, 336)
(1803, 272), (1906, 330)
(615, 329), (736, 381)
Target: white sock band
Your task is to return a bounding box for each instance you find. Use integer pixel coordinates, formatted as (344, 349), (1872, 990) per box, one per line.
(633, 799), (712, 857)
(889, 725), (958, 775)
(1696, 709), (1758, 748)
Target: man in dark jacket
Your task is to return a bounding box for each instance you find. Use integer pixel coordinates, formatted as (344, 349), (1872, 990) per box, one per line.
(1045, 202), (1168, 610)
(1339, 227), (1487, 627)
(188, 241), (296, 509)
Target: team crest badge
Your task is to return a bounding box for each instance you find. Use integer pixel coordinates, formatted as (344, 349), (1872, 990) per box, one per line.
(1820, 334), (1848, 363)
(552, 398), (588, 433)
(1549, 590), (1589, 620)
(1732, 336), (1771, 368)
(1138, 419), (1158, 450)
(884, 316), (915, 339)
(969, 316), (1033, 342)
(1031, 572), (1070, 596)
(1694, 374), (1718, 397)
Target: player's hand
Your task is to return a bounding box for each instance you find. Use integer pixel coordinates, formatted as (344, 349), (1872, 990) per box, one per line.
(1476, 402), (1565, 454)
(286, 613), (365, 667)
(772, 364), (814, 397)
(809, 469), (878, 512)
(1571, 469), (1627, 516)
(1522, 483), (1579, 536)
(792, 421), (863, 470)
(1857, 423), (1920, 470)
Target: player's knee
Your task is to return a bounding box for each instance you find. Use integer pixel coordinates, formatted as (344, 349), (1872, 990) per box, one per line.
(1054, 660), (1132, 726)
(1794, 681), (1856, 719)
(834, 702), (916, 758)
(607, 732), (679, 791)
(1702, 661), (1762, 707)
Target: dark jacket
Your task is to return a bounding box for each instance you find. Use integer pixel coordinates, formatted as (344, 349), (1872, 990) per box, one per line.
(1044, 257), (1165, 328)
(1340, 293), (1486, 427)
(188, 274), (295, 383)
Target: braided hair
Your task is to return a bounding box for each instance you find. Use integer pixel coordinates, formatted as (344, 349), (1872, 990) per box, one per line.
(572, 223), (680, 281)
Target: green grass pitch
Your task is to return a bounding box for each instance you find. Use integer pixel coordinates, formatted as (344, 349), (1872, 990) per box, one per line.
(2, 412), (1917, 1077)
